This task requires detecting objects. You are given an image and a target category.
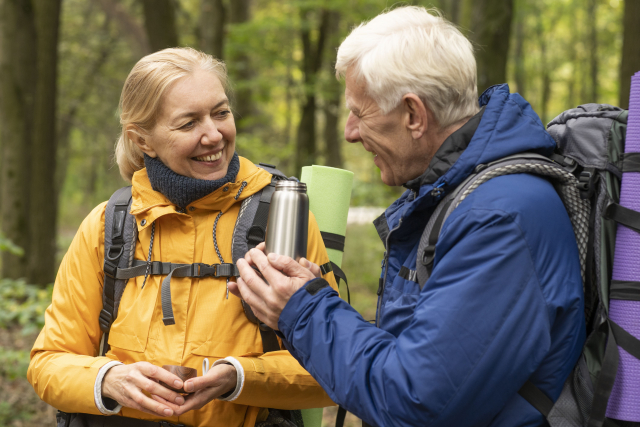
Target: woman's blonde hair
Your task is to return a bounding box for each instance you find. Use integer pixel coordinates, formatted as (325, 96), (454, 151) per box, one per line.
(115, 47), (230, 181)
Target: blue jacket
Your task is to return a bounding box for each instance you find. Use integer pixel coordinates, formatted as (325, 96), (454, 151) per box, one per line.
(278, 85), (586, 426)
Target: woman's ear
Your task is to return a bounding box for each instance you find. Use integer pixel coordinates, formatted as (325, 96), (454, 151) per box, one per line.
(402, 93), (429, 140)
(127, 126), (156, 158)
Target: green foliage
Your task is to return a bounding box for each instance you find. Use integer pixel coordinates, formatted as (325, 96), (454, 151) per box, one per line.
(0, 348), (31, 380)
(0, 278), (52, 335)
(507, 0), (623, 123)
(341, 223), (386, 320)
(0, 231), (24, 256)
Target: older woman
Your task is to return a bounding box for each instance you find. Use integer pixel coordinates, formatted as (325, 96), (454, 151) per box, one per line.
(28, 47), (336, 427)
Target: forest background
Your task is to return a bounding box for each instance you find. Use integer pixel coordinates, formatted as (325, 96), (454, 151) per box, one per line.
(0, 0), (639, 425)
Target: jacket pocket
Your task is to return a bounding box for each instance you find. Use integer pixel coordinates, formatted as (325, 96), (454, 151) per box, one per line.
(107, 282), (153, 352)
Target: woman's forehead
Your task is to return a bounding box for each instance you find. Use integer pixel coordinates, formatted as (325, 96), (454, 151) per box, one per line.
(161, 70), (228, 119)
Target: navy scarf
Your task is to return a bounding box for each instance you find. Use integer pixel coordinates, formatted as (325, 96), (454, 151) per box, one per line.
(144, 152), (240, 209)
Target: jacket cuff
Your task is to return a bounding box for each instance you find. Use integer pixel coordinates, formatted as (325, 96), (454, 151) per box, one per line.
(94, 360), (124, 415)
(213, 357), (245, 401)
(278, 278), (335, 342)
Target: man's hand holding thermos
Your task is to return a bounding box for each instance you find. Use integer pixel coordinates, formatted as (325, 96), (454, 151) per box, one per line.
(228, 180), (321, 330)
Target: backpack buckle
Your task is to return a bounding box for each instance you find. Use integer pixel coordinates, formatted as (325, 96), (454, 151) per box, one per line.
(103, 260), (118, 279)
(99, 309), (113, 333)
(550, 153), (578, 173)
(577, 168), (598, 199)
(421, 245), (436, 267)
(198, 264), (217, 277)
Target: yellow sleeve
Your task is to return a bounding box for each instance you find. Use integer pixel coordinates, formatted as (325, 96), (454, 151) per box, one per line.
(27, 202), (114, 414)
(231, 212), (337, 409)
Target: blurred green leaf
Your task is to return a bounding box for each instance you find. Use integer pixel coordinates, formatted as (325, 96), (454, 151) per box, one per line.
(0, 232), (24, 256)
(0, 278), (52, 334)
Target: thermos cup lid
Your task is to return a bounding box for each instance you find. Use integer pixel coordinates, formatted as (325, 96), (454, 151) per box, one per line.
(275, 181), (307, 192)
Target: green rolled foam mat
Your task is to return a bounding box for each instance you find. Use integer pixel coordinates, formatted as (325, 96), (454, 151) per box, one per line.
(300, 165), (354, 267)
(299, 165), (354, 427)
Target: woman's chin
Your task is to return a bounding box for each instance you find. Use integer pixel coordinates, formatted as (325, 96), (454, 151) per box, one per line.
(188, 159), (228, 181)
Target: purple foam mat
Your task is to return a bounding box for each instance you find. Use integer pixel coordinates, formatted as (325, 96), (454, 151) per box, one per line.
(607, 71), (640, 421)
(607, 300), (640, 420)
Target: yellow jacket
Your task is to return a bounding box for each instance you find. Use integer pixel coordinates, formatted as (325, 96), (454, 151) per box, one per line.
(28, 157), (337, 426)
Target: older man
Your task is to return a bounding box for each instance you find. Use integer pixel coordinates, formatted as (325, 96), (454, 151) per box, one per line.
(229, 6), (585, 427)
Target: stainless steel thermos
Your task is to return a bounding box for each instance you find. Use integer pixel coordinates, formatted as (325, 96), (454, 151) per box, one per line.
(264, 181), (309, 260)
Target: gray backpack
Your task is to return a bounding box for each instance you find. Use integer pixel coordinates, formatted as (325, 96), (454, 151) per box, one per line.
(415, 104), (640, 427)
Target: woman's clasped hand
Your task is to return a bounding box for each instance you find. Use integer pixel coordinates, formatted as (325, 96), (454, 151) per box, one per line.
(102, 362), (237, 417)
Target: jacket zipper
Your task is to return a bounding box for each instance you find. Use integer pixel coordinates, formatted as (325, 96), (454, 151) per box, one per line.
(376, 218), (402, 327)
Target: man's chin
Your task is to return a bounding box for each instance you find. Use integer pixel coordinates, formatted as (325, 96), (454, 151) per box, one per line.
(379, 171), (398, 187)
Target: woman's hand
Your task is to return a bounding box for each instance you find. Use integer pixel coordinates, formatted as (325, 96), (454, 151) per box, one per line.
(152, 363), (237, 415)
(102, 362), (186, 417)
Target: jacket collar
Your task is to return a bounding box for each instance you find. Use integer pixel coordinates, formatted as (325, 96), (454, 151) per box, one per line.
(129, 156), (272, 232)
(404, 107), (485, 192)
(382, 84), (557, 232)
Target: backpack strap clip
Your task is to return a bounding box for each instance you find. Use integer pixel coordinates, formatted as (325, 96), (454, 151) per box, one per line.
(577, 167), (599, 199)
(103, 259), (118, 279)
(550, 153), (578, 173)
(98, 309), (113, 333)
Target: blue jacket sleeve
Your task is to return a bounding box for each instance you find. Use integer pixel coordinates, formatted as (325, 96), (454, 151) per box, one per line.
(278, 208), (552, 427)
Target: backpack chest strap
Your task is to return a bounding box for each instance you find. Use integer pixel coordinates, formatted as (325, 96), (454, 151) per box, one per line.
(110, 260), (240, 326)
(114, 260), (239, 280)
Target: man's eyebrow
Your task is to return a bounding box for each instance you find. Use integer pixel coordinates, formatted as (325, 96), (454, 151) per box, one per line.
(173, 99), (229, 121)
(345, 99), (359, 115)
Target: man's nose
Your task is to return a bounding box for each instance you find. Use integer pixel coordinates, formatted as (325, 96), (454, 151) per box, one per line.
(344, 112), (361, 143)
(201, 116), (223, 145)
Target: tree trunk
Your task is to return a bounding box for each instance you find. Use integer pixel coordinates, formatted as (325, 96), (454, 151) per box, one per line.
(619, 0), (640, 109)
(323, 11), (343, 169)
(587, 0), (598, 102)
(0, 0), (37, 279)
(27, 0), (61, 285)
(199, 0), (226, 60)
(440, 0), (463, 25)
(228, 0), (254, 131)
(56, 22), (116, 197)
(567, 4), (579, 108)
(295, 8), (330, 174)
(535, 15), (550, 124)
(141, 0), (178, 52)
(470, 0), (514, 93)
(93, 0), (150, 57)
(513, 2), (526, 99)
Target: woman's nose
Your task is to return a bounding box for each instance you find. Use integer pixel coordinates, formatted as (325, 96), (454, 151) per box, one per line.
(344, 112), (361, 143)
(201, 117), (223, 145)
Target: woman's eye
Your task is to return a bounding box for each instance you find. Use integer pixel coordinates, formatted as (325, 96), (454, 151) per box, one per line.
(216, 110), (231, 118)
(180, 120), (195, 130)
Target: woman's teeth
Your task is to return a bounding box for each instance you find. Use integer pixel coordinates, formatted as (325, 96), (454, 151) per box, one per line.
(195, 152), (223, 162)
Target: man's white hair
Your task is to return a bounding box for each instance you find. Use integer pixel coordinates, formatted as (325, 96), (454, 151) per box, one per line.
(336, 6), (479, 129)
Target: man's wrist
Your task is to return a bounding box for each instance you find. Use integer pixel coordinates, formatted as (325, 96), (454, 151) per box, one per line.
(95, 360), (123, 415)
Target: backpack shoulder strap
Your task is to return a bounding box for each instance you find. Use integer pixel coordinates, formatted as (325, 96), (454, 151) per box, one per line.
(232, 164), (290, 353)
(232, 164), (290, 264)
(99, 186), (136, 356)
(416, 153), (590, 288)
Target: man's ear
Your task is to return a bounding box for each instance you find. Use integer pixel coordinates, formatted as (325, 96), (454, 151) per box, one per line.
(127, 126), (156, 158)
(402, 93), (429, 140)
